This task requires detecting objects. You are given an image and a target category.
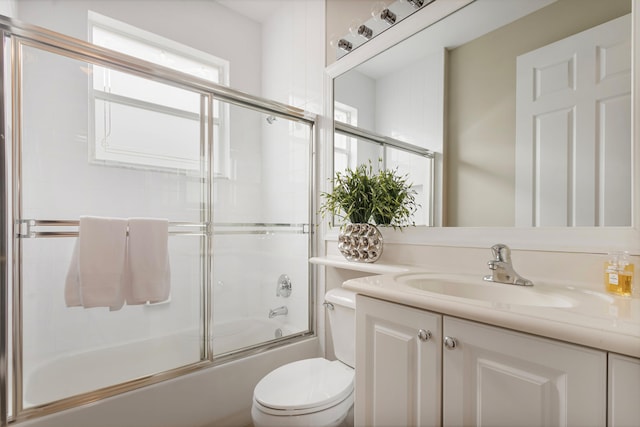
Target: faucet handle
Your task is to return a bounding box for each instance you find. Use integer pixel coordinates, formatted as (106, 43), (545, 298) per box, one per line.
(490, 243), (511, 262)
(276, 274), (292, 297)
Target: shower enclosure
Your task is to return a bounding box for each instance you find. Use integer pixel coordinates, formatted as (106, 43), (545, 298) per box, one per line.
(0, 16), (314, 424)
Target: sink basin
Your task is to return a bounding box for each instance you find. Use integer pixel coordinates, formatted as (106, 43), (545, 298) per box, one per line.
(397, 273), (575, 308)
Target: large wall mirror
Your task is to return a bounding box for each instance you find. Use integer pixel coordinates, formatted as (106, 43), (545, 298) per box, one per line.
(330, 0), (635, 238)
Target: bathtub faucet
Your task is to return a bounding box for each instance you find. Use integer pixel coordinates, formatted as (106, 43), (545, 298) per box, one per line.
(268, 305), (288, 318)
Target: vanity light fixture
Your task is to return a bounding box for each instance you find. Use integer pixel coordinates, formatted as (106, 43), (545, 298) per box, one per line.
(405, 0), (425, 8)
(357, 24), (374, 39)
(337, 39), (353, 52)
(335, 0), (439, 59)
(380, 8), (397, 25)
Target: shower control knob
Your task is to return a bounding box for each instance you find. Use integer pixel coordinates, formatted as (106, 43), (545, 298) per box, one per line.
(417, 329), (432, 342)
(276, 274), (292, 298)
(444, 336), (458, 350)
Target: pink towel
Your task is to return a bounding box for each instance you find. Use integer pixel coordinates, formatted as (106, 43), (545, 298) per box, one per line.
(64, 216), (128, 311)
(124, 218), (171, 305)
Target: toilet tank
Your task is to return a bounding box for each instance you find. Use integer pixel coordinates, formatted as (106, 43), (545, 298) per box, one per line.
(325, 288), (356, 368)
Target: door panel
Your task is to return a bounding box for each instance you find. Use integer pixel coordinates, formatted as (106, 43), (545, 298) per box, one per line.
(515, 14), (631, 226)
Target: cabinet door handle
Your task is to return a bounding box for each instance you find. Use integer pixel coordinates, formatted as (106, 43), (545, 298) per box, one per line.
(417, 329), (432, 342)
(444, 336), (458, 350)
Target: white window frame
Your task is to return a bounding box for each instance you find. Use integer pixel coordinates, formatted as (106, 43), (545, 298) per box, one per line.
(333, 101), (358, 173)
(88, 12), (230, 177)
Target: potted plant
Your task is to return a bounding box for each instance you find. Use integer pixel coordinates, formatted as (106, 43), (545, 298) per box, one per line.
(371, 167), (418, 229)
(320, 162), (418, 263)
(319, 162), (375, 225)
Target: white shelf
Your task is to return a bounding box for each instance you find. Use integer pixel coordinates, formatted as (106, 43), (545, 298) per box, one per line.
(309, 256), (411, 275)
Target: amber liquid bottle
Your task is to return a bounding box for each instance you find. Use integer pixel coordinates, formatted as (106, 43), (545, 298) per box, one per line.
(605, 253), (634, 297)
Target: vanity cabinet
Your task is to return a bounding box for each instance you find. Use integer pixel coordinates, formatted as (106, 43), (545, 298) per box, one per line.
(608, 353), (640, 426)
(355, 295), (442, 427)
(355, 295), (608, 427)
(442, 316), (606, 427)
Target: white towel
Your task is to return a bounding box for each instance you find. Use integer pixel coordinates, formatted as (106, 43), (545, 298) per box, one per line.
(64, 239), (82, 307)
(64, 216), (128, 311)
(124, 218), (171, 305)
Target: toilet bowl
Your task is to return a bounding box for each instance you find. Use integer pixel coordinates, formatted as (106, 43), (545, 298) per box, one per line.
(251, 288), (356, 427)
(251, 358), (353, 427)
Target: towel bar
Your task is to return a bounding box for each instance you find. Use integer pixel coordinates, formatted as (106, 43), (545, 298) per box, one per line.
(17, 219), (207, 238)
(16, 219), (309, 238)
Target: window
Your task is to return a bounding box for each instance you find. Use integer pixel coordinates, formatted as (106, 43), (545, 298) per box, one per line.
(88, 12), (230, 176)
(333, 102), (358, 174)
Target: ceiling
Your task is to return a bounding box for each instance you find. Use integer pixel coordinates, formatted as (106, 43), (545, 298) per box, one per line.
(215, 0), (286, 23)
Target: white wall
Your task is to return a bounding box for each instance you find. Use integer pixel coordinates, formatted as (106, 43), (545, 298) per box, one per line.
(334, 70), (376, 130)
(16, 0), (262, 95)
(0, 0), (16, 18)
(375, 52), (444, 152)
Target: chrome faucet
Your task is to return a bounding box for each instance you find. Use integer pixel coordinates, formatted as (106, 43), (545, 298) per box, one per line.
(483, 243), (533, 286)
(268, 305), (288, 318)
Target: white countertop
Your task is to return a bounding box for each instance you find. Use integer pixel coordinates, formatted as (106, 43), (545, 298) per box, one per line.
(340, 269), (640, 358)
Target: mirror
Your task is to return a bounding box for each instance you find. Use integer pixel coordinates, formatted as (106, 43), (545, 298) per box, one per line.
(333, 0), (633, 228)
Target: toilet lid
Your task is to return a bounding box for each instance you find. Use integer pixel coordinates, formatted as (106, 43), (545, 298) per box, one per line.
(254, 358), (353, 412)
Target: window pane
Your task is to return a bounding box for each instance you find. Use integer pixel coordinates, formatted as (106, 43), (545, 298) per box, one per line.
(93, 26), (222, 82)
(93, 66), (200, 114)
(93, 96), (201, 171)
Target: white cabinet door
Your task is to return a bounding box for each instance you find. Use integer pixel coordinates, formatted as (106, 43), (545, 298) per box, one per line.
(355, 295), (442, 427)
(443, 317), (607, 427)
(608, 353), (640, 427)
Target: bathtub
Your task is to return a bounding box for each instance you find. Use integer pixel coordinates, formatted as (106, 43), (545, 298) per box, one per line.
(24, 318), (303, 409)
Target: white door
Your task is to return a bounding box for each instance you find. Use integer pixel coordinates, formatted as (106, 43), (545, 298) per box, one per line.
(355, 296), (442, 427)
(442, 317), (606, 427)
(515, 14), (631, 226)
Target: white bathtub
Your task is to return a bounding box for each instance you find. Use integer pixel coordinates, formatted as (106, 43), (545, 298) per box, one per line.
(18, 336), (318, 427)
(24, 318), (302, 408)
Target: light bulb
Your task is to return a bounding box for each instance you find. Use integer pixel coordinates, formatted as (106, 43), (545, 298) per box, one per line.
(357, 25), (373, 39)
(380, 8), (396, 25)
(337, 39), (353, 52)
(401, 0), (425, 8)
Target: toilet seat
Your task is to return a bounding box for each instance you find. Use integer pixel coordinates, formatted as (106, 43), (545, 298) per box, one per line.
(253, 357), (354, 416)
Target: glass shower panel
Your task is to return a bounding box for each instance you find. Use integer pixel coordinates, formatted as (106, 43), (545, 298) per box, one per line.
(386, 146), (433, 226)
(17, 44), (208, 407)
(212, 104), (311, 356)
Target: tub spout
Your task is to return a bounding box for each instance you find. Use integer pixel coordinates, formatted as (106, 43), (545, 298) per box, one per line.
(268, 305), (288, 318)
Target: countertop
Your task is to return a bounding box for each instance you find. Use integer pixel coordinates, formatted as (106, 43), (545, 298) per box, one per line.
(336, 266), (640, 358)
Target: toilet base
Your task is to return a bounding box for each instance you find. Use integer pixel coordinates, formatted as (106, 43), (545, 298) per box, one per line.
(251, 392), (353, 427)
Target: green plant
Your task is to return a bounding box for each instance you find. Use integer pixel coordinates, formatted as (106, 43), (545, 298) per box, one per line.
(371, 167), (418, 229)
(319, 162), (375, 224)
(319, 162), (418, 229)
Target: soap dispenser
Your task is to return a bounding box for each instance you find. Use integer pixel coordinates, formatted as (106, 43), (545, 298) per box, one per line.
(605, 251), (634, 297)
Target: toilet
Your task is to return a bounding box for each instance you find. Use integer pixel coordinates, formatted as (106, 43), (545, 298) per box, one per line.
(251, 288), (356, 427)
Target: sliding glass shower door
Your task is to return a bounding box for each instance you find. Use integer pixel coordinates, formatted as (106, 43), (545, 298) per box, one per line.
(2, 22), (314, 421)
(211, 103), (311, 356)
(15, 41), (208, 409)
